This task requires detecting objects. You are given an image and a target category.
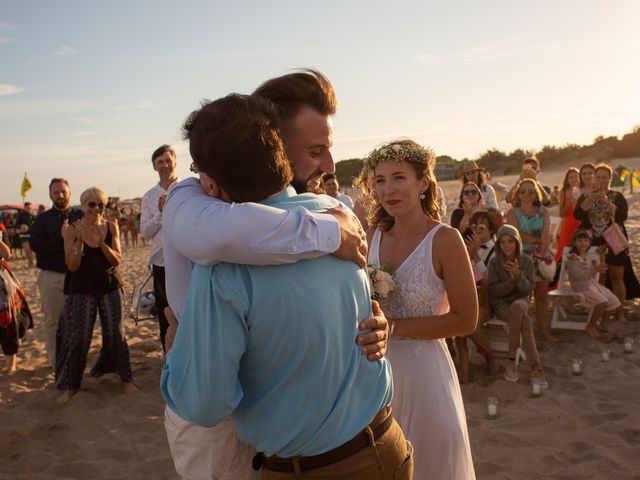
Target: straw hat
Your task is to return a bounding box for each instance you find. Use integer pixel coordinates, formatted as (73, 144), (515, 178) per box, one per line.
(457, 161), (485, 178)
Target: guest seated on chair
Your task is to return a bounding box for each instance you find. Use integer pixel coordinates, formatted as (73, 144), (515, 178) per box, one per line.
(455, 210), (500, 381)
(566, 229), (620, 338)
(488, 225), (548, 388)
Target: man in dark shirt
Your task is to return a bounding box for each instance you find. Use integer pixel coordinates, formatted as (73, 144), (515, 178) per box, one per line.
(30, 178), (83, 366)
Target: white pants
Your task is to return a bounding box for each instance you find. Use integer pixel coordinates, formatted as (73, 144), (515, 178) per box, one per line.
(37, 269), (66, 365)
(164, 406), (259, 480)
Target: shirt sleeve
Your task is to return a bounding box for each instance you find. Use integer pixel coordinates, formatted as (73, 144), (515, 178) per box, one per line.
(161, 265), (249, 427)
(140, 190), (162, 241)
(163, 179), (341, 266)
(483, 185), (498, 210)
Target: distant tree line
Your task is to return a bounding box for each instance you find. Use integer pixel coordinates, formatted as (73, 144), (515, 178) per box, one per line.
(335, 125), (640, 185)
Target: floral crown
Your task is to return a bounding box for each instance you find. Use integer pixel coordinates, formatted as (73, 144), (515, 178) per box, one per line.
(365, 140), (434, 169)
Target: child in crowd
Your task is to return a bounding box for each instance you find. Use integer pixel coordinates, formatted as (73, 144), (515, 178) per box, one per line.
(455, 210), (500, 381)
(566, 229), (620, 338)
(488, 225), (548, 388)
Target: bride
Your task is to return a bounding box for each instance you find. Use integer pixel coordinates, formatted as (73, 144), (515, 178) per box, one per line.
(366, 139), (477, 480)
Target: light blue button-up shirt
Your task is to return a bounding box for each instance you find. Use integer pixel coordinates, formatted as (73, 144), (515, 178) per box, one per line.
(161, 187), (393, 457)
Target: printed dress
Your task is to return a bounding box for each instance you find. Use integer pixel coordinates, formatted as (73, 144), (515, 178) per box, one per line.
(369, 224), (476, 480)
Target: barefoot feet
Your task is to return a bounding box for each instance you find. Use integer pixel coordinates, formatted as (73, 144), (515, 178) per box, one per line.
(122, 382), (138, 394)
(585, 323), (601, 338)
(56, 390), (77, 405)
(3, 355), (16, 374)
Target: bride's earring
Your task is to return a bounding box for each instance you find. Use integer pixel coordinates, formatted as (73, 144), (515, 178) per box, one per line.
(420, 191), (426, 200)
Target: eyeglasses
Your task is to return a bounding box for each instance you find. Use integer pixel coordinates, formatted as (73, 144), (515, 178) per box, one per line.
(86, 201), (105, 211)
(462, 190), (478, 196)
(189, 162), (200, 174)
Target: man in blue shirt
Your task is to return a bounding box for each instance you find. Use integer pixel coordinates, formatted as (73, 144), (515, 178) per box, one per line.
(161, 94), (412, 479)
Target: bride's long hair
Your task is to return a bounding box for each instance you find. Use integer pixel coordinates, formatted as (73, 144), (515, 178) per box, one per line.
(366, 139), (440, 231)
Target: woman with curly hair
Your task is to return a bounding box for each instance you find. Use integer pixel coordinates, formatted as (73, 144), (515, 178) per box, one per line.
(366, 139), (477, 479)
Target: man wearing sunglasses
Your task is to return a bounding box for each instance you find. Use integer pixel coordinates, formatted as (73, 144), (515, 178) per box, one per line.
(30, 178), (83, 366)
(140, 145), (179, 352)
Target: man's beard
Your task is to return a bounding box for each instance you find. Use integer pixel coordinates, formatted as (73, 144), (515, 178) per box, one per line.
(53, 198), (70, 210)
(292, 169), (324, 194)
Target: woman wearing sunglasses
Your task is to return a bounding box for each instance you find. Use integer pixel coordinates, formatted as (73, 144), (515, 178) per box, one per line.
(450, 182), (485, 233)
(56, 187), (134, 405)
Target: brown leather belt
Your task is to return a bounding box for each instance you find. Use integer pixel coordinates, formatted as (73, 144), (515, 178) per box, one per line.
(256, 407), (393, 473)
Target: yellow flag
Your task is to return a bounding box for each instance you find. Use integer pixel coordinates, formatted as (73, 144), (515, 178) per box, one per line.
(21, 172), (32, 198)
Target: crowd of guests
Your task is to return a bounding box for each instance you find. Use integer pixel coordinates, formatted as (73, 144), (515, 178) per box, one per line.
(1, 68), (638, 480)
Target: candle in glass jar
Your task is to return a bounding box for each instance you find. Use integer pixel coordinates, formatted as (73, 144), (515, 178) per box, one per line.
(601, 349), (610, 362)
(487, 397), (498, 418)
(531, 381), (541, 396)
(571, 359), (582, 374)
(624, 337), (633, 352)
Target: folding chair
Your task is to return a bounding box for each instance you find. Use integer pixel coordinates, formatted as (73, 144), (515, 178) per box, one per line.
(549, 246), (598, 330)
(484, 316), (526, 364)
(129, 269), (157, 325)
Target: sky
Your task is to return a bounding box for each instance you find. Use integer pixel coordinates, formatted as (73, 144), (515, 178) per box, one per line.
(1, 0), (639, 206)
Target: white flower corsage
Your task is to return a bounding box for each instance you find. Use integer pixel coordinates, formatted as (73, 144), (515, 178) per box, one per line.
(367, 265), (397, 300)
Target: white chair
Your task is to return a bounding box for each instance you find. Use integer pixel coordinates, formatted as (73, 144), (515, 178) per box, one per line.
(484, 316), (526, 363)
(549, 246), (598, 330)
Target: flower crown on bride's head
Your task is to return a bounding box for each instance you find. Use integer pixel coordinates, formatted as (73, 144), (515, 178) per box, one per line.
(365, 139), (435, 170)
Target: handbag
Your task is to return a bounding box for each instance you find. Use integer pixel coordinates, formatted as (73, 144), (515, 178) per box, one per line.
(603, 222), (629, 255)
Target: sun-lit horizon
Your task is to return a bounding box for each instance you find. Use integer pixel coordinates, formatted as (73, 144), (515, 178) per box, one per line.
(2, 1), (639, 205)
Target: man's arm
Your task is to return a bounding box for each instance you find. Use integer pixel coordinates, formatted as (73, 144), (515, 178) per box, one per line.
(161, 265), (249, 428)
(163, 178), (365, 267)
(140, 190), (162, 241)
(29, 214), (62, 257)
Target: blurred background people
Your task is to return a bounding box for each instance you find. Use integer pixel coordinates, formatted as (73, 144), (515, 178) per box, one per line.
(321, 173), (354, 210)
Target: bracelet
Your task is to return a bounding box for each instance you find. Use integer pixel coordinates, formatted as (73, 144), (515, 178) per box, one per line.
(389, 320), (395, 336)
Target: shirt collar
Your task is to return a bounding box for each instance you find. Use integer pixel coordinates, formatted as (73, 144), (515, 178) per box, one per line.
(260, 186), (297, 207)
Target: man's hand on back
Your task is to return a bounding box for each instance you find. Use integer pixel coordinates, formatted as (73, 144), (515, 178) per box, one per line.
(356, 300), (388, 361)
(164, 306), (179, 352)
(327, 207), (367, 268)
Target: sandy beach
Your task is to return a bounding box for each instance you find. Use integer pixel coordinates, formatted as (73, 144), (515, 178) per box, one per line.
(2, 166), (640, 479)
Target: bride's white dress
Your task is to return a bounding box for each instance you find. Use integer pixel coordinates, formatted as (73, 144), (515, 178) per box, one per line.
(370, 224), (476, 480)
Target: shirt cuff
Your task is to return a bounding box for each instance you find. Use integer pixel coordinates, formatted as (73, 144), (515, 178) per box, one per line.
(314, 213), (341, 253)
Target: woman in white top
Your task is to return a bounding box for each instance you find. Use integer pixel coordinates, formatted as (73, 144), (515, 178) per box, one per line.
(366, 139), (477, 480)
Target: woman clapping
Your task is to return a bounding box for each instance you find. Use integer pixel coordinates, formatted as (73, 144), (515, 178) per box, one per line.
(56, 187), (134, 405)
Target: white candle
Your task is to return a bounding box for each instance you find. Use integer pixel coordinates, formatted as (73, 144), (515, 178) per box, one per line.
(601, 350), (610, 362)
(624, 338), (633, 352)
(572, 359), (582, 374)
(487, 397), (498, 418)
(532, 382), (541, 396)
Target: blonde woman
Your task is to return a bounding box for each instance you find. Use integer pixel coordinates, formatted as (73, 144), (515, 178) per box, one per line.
(505, 179), (555, 342)
(366, 139), (477, 480)
(56, 187), (134, 405)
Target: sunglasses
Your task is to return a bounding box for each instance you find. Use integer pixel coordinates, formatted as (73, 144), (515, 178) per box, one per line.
(462, 190), (478, 196)
(86, 201), (105, 211)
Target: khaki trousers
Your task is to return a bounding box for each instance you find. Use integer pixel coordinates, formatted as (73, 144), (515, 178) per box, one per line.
(164, 406), (259, 480)
(262, 413), (413, 480)
(493, 298), (541, 365)
(37, 269), (66, 365)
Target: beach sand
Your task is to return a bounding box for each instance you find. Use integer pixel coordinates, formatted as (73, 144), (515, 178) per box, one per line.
(1, 165), (639, 479)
